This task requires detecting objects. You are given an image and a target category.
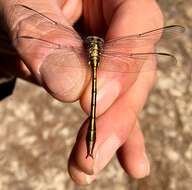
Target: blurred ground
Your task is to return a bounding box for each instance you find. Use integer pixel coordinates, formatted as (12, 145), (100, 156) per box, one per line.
(0, 1), (192, 190)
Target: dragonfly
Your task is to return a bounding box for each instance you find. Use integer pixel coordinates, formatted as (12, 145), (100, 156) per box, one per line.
(8, 4), (184, 159)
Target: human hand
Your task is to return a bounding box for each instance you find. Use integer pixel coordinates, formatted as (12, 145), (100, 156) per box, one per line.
(0, 0), (163, 185)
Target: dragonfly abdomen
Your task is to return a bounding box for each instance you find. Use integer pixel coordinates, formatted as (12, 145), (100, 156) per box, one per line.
(85, 36), (104, 158)
(86, 61), (98, 158)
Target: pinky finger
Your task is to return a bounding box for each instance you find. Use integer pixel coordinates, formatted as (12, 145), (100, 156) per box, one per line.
(117, 120), (150, 178)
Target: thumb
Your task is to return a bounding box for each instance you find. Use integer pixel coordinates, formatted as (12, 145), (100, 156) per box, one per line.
(3, 1), (88, 102)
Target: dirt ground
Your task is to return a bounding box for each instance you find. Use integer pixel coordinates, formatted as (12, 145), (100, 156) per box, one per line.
(0, 1), (191, 190)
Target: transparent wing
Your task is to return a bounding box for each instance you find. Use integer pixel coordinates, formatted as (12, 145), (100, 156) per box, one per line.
(104, 25), (185, 51)
(14, 4), (183, 73)
(97, 52), (177, 73)
(14, 4), (83, 42)
(15, 4), (184, 46)
(17, 35), (179, 73)
(16, 35), (89, 70)
(14, 4), (86, 68)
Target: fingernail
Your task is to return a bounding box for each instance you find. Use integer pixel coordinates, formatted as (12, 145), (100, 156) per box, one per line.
(143, 152), (150, 176)
(137, 152), (150, 178)
(85, 174), (96, 184)
(93, 134), (121, 174)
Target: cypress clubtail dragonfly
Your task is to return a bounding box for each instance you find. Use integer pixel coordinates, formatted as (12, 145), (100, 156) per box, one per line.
(7, 4), (184, 158)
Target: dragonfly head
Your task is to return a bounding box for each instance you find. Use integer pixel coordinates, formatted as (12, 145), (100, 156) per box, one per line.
(85, 36), (104, 49)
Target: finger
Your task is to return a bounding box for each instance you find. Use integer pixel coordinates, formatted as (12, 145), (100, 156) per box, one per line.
(71, 0), (160, 179)
(69, 92), (137, 175)
(80, 0), (163, 115)
(80, 70), (132, 115)
(68, 149), (96, 185)
(59, 0), (82, 25)
(3, 1), (86, 102)
(105, 0), (163, 40)
(72, 63), (156, 175)
(117, 120), (150, 178)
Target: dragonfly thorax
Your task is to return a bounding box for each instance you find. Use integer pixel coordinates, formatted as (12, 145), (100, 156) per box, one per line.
(85, 36), (104, 65)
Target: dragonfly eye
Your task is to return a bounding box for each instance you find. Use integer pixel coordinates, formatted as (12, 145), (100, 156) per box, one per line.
(85, 36), (104, 47)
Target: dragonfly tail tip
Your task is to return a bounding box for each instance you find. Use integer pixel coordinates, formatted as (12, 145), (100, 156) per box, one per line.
(86, 153), (94, 159)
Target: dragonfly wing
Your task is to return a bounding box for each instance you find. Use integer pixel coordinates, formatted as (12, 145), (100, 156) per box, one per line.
(16, 35), (89, 70)
(42, 48), (89, 71)
(98, 52), (177, 73)
(104, 25), (185, 51)
(14, 4), (83, 42)
(12, 4), (89, 71)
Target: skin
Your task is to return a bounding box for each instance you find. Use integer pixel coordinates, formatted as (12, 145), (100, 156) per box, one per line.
(0, 0), (163, 185)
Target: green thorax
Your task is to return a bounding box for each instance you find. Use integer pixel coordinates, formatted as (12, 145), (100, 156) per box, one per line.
(85, 36), (104, 66)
